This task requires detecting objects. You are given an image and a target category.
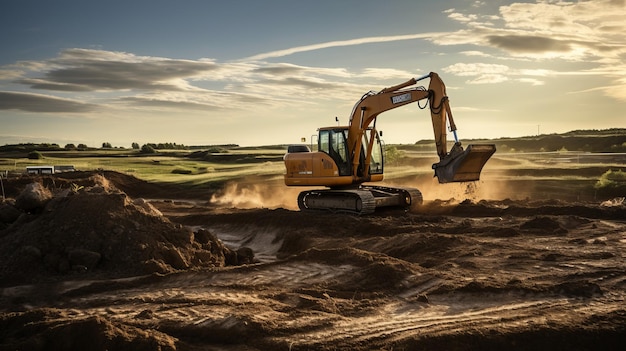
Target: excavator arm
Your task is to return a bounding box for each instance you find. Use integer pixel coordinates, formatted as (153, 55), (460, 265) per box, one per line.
(346, 72), (495, 183)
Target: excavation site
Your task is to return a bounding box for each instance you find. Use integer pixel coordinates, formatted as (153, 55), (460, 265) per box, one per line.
(0, 170), (625, 351)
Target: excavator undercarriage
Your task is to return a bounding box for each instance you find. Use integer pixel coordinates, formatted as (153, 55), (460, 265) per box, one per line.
(297, 186), (423, 215)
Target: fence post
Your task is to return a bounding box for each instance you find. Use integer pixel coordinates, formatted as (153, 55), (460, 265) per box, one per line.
(0, 173), (5, 201)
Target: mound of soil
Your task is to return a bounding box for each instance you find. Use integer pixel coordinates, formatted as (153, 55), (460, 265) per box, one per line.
(0, 170), (206, 200)
(520, 216), (568, 235)
(0, 175), (244, 287)
(0, 308), (177, 351)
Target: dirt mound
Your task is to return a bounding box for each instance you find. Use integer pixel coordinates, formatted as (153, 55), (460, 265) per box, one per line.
(0, 308), (177, 351)
(0, 176), (243, 287)
(448, 198), (626, 220)
(0, 170), (207, 200)
(520, 216), (568, 235)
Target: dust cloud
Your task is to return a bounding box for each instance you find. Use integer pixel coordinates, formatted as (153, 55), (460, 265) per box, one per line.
(211, 173), (527, 210)
(210, 180), (302, 210)
(388, 171), (531, 203)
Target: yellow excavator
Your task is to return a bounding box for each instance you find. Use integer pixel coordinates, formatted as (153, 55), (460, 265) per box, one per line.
(284, 72), (496, 214)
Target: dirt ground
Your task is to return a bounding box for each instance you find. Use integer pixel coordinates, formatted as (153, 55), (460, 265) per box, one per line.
(1, 171), (625, 350)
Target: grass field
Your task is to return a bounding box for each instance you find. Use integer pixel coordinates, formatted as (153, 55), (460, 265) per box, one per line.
(0, 148), (285, 186)
(1, 139), (625, 202)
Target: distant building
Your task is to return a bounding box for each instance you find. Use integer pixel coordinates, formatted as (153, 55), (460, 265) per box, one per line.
(54, 165), (76, 173)
(26, 166), (55, 175)
(26, 165), (76, 175)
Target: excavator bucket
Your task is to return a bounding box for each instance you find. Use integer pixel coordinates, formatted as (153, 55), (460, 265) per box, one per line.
(433, 144), (496, 183)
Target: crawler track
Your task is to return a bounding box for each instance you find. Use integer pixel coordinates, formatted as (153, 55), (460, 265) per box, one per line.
(297, 186), (423, 214)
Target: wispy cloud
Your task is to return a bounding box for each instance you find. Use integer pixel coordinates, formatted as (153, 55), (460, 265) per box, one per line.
(19, 49), (218, 92)
(0, 50), (380, 114)
(0, 91), (94, 113)
(443, 63), (511, 84)
(241, 33), (437, 61)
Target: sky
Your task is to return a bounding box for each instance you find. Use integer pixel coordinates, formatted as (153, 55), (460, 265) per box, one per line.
(1, 0), (625, 148)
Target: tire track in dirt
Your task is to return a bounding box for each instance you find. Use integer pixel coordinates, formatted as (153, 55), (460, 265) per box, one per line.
(45, 251), (626, 350)
(48, 260), (359, 323)
(279, 295), (618, 349)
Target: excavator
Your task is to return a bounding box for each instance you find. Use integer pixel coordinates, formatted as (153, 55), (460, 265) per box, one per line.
(283, 72), (496, 214)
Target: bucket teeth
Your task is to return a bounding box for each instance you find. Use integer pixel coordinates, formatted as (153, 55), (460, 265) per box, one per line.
(433, 144), (496, 183)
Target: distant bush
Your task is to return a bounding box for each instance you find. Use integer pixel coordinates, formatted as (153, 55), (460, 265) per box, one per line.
(27, 151), (43, 160)
(0, 143), (60, 152)
(142, 142), (188, 150)
(385, 145), (405, 166)
(595, 169), (626, 189)
(140, 144), (157, 154)
(595, 169), (626, 198)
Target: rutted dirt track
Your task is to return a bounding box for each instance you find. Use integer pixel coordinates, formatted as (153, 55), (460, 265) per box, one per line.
(1, 171), (625, 350)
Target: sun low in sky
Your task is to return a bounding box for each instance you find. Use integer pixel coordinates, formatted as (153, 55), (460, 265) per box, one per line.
(1, 0), (625, 147)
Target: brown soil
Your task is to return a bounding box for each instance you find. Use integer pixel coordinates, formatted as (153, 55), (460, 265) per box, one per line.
(1, 171), (625, 350)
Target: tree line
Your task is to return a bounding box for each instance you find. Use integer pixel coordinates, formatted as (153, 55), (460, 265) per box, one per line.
(1, 142), (189, 152)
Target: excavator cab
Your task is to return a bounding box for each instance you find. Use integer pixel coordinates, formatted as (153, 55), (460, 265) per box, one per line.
(432, 142), (496, 183)
(318, 128), (351, 176)
(318, 127), (384, 178)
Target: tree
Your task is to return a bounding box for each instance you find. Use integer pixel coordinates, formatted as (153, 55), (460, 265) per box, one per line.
(28, 150), (43, 160)
(102, 142), (112, 149)
(140, 144), (156, 154)
(131, 142), (140, 149)
(64, 143), (76, 149)
(77, 144), (88, 150)
(385, 146), (404, 166)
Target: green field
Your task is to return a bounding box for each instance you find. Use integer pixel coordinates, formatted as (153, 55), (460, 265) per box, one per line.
(1, 130), (625, 201)
(0, 148), (286, 188)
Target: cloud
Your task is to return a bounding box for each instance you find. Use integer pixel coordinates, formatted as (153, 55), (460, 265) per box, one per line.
(442, 63), (556, 85)
(443, 63), (511, 84)
(0, 69), (24, 80)
(2, 0), (625, 121)
(252, 64), (306, 76)
(460, 51), (492, 58)
(0, 91), (94, 113)
(517, 78), (544, 86)
(252, 63), (350, 78)
(241, 33), (436, 61)
(486, 35), (572, 54)
(360, 68), (416, 80)
(437, 0), (626, 99)
(443, 63), (510, 77)
(439, 0), (626, 60)
(120, 96), (222, 111)
(447, 12), (478, 23)
(18, 49), (219, 92)
(120, 90), (277, 112)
